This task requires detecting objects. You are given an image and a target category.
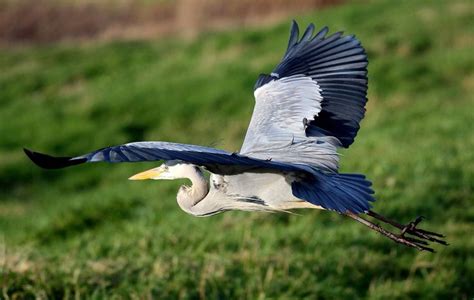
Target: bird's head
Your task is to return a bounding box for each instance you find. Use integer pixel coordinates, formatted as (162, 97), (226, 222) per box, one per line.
(129, 160), (197, 181)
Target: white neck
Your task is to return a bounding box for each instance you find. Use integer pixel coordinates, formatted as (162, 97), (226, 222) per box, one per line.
(176, 166), (209, 214)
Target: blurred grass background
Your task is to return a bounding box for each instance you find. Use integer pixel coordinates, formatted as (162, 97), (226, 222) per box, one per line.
(1, 0), (473, 298)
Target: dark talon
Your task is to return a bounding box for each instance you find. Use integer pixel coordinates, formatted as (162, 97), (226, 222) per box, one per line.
(416, 228), (445, 238)
(404, 236), (429, 245)
(399, 217), (448, 245)
(414, 216), (424, 224)
(402, 216), (425, 236)
(419, 245), (435, 253)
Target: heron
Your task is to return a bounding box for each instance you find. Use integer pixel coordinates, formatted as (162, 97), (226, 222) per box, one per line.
(24, 21), (446, 251)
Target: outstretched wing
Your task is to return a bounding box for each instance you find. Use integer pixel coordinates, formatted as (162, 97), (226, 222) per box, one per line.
(241, 21), (368, 170)
(24, 141), (304, 175)
(25, 142), (374, 214)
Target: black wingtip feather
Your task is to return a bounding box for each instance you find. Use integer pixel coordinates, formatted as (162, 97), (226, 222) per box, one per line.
(314, 26), (329, 40)
(301, 23), (315, 42)
(24, 148), (86, 169)
(287, 20), (300, 51)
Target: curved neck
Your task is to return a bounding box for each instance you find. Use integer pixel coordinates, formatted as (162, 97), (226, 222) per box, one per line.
(176, 167), (209, 214)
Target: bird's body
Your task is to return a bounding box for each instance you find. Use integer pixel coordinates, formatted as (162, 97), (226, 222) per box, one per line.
(24, 21), (447, 251)
(181, 167), (320, 216)
(213, 172), (320, 211)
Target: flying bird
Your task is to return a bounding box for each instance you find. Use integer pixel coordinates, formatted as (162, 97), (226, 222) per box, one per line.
(24, 21), (446, 251)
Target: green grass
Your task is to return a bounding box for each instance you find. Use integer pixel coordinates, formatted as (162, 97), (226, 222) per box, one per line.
(1, 0), (473, 298)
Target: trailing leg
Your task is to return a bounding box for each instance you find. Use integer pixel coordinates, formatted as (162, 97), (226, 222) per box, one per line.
(345, 211), (447, 252)
(367, 210), (447, 245)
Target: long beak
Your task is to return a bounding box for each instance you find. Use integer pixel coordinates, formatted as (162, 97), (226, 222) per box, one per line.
(128, 168), (162, 180)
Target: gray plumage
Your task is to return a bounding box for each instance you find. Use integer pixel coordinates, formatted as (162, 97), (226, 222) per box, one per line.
(241, 75), (339, 172)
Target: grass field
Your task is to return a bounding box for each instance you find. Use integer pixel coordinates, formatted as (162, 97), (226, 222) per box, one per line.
(1, 0), (473, 298)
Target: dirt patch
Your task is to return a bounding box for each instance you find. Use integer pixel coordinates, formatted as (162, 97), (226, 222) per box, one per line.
(0, 0), (343, 45)
(0, 0), (141, 44)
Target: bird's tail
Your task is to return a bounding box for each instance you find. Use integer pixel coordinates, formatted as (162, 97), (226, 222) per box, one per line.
(292, 171), (375, 214)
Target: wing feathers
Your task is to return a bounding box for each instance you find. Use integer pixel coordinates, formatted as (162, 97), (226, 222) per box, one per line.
(292, 171), (375, 214)
(286, 20), (300, 55)
(246, 21), (368, 152)
(25, 142), (314, 175)
(301, 23), (315, 43)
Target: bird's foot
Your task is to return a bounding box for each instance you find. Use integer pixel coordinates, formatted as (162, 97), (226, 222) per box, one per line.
(389, 231), (435, 252)
(346, 211), (448, 252)
(400, 216), (448, 247)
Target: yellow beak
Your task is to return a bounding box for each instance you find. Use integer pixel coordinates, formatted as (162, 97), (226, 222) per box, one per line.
(128, 168), (162, 180)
